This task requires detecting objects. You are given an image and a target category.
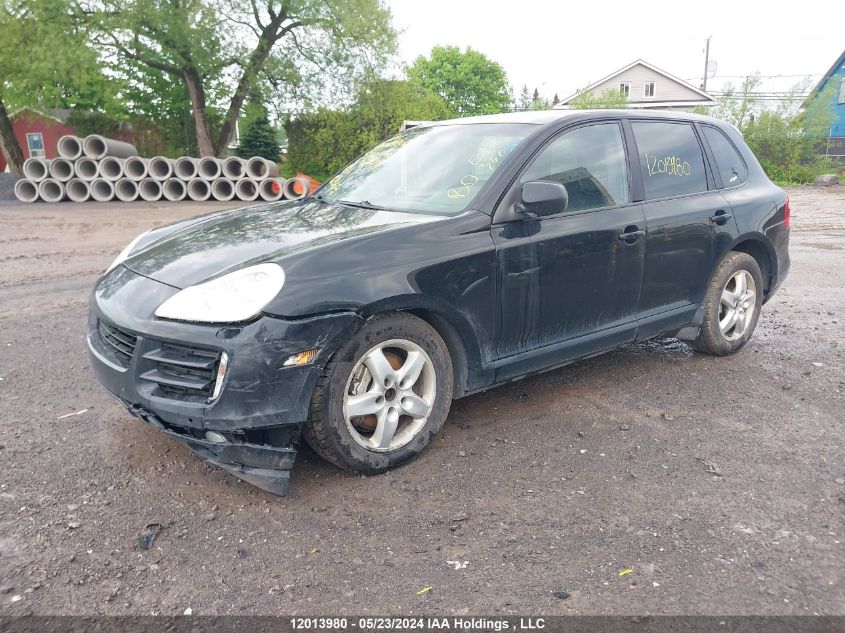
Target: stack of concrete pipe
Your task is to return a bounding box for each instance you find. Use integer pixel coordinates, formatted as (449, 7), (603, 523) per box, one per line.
(14, 134), (312, 204)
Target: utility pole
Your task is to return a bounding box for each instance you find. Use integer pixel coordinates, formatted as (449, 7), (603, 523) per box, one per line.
(702, 36), (711, 92)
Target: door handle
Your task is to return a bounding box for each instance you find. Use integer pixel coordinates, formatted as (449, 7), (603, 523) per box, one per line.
(618, 228), (645, 243)
(710, 210), (733, 225)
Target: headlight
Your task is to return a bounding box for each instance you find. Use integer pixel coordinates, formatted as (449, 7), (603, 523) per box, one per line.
(154, 263), (285, 323)
(106, 230), (150, 273)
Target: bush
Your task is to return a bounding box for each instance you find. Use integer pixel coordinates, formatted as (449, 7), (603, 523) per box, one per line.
(285, 80), (451, 181)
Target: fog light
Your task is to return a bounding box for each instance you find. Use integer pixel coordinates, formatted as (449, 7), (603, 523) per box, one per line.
(283, 347), (319, 367)
(209, 351), (229, 402)
(205, 431), (227, 443)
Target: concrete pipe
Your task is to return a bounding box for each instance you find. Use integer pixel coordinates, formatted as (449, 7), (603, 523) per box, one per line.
(124, 156), (150, 181)
(74, 157), (99, 181)
(187, 178), (211, 201)
(66, 179), (91, 203)
(197, 157), (222, 181)
(245, 157), (279, 180)
(23, 158), (51, 182)
(235, 179), (259, 201)
(259, 178), (285, 201)
(162, 178), (187, 201)
(99, 157), (124, 181)
(222, 157), (247, 180)
(90, 179), (115, 202)
(82, 134), (138, 159)
(148, 156), (174, 181)
(57, 135), (83, 160)
(114, 178), (139, 202)
(211, 178), (235, 201)
(174, 156), (199, 180)
(138, 178), (163, 202)
(283, 176), (310, 200)
(48, 157), (75, 182)
(14, 179), (40, 203)
(38, 178), (66, 203)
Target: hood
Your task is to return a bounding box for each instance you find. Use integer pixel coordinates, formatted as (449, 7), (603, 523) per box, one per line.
(123, 199), (443, 288)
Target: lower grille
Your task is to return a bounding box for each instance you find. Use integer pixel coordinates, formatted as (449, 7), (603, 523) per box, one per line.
(141, 341), (221, 402)
(97, 320), (137, 368)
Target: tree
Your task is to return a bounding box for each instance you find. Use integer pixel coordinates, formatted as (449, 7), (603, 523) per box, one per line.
(286, 80), (450, 181)
(552, 93), (560, 107)
(0, 0), (112, 174)
(238, 116), (280, 160)
(569, 87), (628, 110)
(89, 0), (397, 157)
(407, 46), (511, 116)
(516, 84), (532, 111)
(704, 74), (837, 184)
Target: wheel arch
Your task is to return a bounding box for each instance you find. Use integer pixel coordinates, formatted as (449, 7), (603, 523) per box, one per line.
(358, 296), (483, 398)
(728, 234), (777, 296)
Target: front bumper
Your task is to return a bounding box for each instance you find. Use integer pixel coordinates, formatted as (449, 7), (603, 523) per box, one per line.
(87, 265), (363, 495)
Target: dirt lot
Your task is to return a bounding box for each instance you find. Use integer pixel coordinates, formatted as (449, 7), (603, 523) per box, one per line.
(0, 188), (842, 616)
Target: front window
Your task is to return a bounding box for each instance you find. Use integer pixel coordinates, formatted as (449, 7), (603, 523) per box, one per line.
(319, 123), (534, 214)
(619, 82), (631, 97)
(644, 82), (656, 98)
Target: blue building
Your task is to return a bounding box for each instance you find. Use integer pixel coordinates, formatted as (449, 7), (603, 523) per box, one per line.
(809, 49), (845, 160)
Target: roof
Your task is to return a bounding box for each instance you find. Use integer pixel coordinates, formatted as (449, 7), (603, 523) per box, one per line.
(418, 109), (727, 128)
(8, 107), (71, 124)
(556, 59), (716, 106)
(809, 48), (845, 96)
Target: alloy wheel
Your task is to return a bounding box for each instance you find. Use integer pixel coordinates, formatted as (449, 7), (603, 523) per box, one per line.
(343, 339), (436, 452)
(719, 269), (756, 341)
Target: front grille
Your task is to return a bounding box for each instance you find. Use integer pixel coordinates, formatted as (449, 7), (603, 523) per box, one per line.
(141, 341), (221, 402)
(97, 320), (138, 367)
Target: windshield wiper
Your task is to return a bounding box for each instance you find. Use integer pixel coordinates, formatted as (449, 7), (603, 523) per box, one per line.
(337, 199), (388, 211)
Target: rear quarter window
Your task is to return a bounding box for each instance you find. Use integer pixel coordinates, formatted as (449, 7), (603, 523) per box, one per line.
(702, 125), (748, 187)
(632, 121), (708, 200)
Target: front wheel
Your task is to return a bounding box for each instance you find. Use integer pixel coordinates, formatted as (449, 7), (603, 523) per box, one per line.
(303, 312), (453, 473)
(692, 252), (764, 356)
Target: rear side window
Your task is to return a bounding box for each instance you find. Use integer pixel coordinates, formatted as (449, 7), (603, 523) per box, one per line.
(520, 122), (630, 213)
(702, 125), (748, 187)
(632, 121), (708, 200)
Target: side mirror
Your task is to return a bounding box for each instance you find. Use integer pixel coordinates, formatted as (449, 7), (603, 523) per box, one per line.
(515, 181), (568, 219)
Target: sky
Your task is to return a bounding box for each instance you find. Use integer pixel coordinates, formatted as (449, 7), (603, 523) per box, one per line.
(387, 0), (844, 102)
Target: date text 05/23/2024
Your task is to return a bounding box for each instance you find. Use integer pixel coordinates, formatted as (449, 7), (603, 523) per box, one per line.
(290, 618), (547, 631)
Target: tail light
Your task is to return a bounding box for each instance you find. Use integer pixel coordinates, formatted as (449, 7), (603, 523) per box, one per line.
(784, 194), (791, 229)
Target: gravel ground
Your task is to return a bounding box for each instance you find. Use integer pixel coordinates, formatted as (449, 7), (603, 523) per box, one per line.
(0, 190), (842, 616)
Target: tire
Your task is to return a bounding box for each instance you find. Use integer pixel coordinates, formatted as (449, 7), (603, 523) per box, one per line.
(692, 252), (764, 356)
(303, 312), (453, 473)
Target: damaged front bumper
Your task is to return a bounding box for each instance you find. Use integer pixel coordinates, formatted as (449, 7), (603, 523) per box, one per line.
(87, 265), (362, 495)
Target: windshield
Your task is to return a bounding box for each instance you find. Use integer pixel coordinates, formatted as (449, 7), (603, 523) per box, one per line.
(318, 123), (535, 214)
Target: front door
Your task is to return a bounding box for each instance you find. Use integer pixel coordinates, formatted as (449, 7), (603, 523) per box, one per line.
(628, 120), (740, 339)
(494, 121), (646, 381)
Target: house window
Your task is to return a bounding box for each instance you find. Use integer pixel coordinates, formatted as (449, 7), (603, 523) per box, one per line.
(644, 82), (656, 98)
(839, 76), (845, 105)
(26, 132), (45, 158)
(619, 82), (630, 97)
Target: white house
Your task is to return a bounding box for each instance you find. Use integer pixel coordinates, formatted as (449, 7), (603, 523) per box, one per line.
(556, 59), (716, 111)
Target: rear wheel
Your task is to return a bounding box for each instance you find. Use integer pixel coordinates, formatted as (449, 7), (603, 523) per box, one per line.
(303, 313), (453, 473)
(693, 252), (764, 356)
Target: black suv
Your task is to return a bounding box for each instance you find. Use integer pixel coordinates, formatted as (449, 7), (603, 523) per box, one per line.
(88, 110), (790, 495)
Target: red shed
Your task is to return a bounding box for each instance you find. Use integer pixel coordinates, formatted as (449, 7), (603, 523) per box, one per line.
(0, 107), (76, 172)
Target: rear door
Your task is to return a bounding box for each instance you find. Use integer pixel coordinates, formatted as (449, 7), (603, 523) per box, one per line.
(628, 119), (739, 339)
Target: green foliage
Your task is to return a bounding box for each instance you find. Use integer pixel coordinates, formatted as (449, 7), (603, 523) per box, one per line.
(0, 0), (117, 112)
(706, 75), (836, 184)
(286, 80), (451, 181)
(90, 0), (398, 154)
(569, 87), (628, 110)
(238, 116), (281, 161)
(407, 46), (511, 116)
